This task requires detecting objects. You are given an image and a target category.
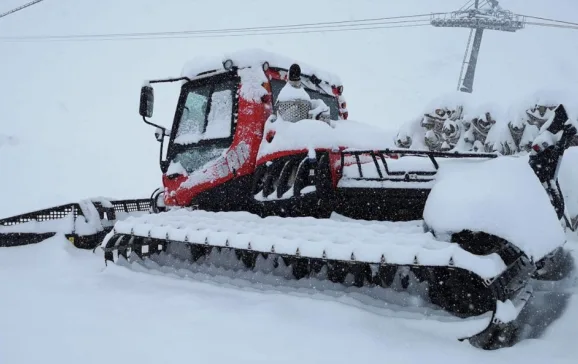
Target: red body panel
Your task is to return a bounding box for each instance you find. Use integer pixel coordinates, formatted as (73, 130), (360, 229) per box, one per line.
(163, 82), (273, 207)
(162, 65), (348, 207)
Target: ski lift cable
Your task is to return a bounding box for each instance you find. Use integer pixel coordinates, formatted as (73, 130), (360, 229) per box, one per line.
(0, 17), (435, 42)
(0, 23), (431, 43)
(0, 0), (45, 20)
(518, 14), (578, 27)
(525, 21), (578, 30)
(0, 12), (441, 41)
(0, 19), (432, 40)
(458, 0), (474, 11)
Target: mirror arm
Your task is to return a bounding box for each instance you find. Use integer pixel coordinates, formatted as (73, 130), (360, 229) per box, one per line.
(159, 133), (166, 172)
(142, 115), (169, 172)
(142, 115), (166, 132)
(149, 76), (191, 84)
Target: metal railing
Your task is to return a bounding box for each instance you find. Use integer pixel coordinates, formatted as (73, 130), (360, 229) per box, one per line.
(340, 149), (497, 182)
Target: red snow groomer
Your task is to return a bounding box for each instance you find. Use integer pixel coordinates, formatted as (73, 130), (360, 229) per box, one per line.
(145, 57), (494, 222)
(1, 50), (575, 350)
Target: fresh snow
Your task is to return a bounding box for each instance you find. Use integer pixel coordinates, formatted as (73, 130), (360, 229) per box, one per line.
(277, 83), (312, 102)
(258, 117), (396, 160)
(103, 209), (508, 279)
(238, 66), (269, 102)
(495, 299), (523, 324)
(2, 0), (578, 362)
(181, 48), (342, 86)
(1, 234), (577, 364)
(424, 155), (566, 261)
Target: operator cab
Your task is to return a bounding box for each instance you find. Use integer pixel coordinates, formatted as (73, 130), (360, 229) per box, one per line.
(139, 62), (344, 178)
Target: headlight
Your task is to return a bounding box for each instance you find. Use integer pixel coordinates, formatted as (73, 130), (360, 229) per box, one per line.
(223, 59), (234, 71)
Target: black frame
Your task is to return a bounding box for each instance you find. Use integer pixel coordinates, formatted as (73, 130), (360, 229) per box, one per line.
(165, 71), (240, 171)
(0, 199), (151, 248)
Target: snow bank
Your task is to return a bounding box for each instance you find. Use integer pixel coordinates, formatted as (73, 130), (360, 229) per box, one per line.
(181, 48), (342, 86)
(423, 156), (566, 261)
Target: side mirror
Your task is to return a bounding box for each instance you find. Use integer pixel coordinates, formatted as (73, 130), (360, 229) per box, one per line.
(139, 85), (154, 118)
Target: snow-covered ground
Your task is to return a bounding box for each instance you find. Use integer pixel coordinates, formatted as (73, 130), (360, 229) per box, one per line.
(0, 235), (576, 364)
(2, 0), (578, 362)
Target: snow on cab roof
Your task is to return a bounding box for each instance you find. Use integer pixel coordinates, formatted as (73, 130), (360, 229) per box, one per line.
(180, 48), (342, 86)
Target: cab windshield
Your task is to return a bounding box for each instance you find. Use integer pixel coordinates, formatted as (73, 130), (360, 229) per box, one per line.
(169, 74), (237, 174)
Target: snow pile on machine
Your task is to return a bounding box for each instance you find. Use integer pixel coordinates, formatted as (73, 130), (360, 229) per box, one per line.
(395, 90), (578, 154)
(424, 156), (566, 261)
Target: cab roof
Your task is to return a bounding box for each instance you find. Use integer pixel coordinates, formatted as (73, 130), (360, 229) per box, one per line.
(180, 48), (343, 88)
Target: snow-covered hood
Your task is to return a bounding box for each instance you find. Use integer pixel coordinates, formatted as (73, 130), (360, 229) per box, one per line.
(258, 117), (397, 160)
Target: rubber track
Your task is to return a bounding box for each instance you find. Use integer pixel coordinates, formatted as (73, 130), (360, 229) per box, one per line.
(102, 222), (534, 350)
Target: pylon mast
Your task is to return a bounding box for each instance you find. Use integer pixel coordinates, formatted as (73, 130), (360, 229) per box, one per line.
(431, 0), (525, 93)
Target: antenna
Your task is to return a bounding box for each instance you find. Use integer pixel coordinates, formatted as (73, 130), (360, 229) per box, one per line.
(431, 0), (525, 93)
